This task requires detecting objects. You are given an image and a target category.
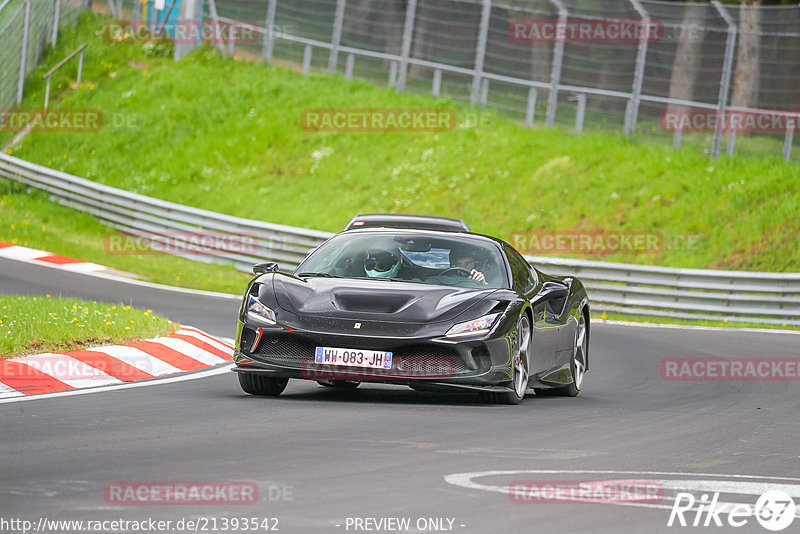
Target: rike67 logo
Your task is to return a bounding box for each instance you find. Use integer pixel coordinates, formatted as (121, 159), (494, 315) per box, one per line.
(668, 490), (796, 531)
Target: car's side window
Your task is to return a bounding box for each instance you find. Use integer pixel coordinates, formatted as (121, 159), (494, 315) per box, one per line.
(504, 245), (536, 294)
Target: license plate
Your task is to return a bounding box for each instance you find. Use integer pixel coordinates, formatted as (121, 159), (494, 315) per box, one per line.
(314, 346), (392, 370)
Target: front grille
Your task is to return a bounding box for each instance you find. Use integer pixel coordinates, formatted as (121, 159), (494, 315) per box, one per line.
(252, 335), (484, 377)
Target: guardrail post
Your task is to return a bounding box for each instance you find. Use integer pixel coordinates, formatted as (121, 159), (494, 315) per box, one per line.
(784, 119), (795, 162)
(388, 60), (397, 85)
(545, 0), (566, 127)
(16, 0), (31, 105)
(396, 0), (418, 93)
(328, 0), (346, 73)
(344, 53), (354, 79)
(624, 0), (650, 137)
(470, 0), (491, 105)
(51, 0), (61, 46)
(525, 87), (537, 127)
(432, 68), (441, 96)
(262, 0), (277, 63)
(672, 125), (682, 148)
(727, 131), (736, 156)
(302, 45), (312, 75)
(77, 47), (84, 84)
(479, 78), (489, 106)
(712, 1), (736, 159)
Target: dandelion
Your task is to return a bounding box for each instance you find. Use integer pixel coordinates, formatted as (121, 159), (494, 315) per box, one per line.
(91, 150), (96, 155)
(125, 326), (130, 330)
(106, 321), (112, 325)
(46, 294), (50, 298)
(5, 149), (11, 155)
(111, 305), (117, 310)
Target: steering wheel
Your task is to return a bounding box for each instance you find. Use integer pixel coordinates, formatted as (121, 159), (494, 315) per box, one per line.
(439, 267), (472, 278)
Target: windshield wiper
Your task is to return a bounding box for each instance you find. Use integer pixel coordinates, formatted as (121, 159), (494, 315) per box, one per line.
(296, 272), (341, 278)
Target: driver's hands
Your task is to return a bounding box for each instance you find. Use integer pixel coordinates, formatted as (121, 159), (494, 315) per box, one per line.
(470, 269), (486, 284)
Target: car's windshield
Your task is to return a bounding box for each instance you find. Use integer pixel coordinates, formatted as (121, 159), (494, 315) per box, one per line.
(295, 232), (508, 289)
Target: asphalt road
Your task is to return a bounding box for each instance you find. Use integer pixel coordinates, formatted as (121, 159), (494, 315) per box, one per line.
(2, 257), (799, 534)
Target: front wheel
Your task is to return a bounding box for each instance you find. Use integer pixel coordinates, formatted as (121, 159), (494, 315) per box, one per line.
(481, 314), (531, 405)
(238, 373), (288, 396)
(539, 313), (587, 397)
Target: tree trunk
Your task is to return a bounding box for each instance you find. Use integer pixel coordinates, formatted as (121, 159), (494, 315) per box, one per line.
(731, 0), (762, 109)
(668, 3), (706, 105)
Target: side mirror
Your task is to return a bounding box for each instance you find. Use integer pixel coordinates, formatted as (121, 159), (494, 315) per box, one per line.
(253, 262), (279, 275)
(533, 281), (569, 303)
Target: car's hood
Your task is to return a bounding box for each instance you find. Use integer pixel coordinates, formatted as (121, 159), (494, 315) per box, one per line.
(273, 275), (497, 324)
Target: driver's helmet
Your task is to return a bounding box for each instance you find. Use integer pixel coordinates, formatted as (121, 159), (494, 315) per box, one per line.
(364, 248), (400, 278)
(449, 247), (479, 271)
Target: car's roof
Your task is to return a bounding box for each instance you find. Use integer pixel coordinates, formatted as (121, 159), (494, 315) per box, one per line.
(344, 213), (470, 232)
(338, 226), (505, 249)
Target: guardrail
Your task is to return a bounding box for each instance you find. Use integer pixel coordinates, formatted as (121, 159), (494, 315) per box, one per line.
(1, 153), (798, 326)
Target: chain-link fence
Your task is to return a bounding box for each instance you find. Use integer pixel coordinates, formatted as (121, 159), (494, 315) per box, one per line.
(4, 0), (800, 161)
(194, 0), (800, 161)
(0, 0), (82, 113)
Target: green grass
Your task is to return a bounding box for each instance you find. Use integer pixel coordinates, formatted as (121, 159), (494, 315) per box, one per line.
(0, 294), (176, 358)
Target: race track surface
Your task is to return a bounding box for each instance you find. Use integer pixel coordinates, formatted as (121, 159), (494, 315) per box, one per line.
(2, 257), (799, 534)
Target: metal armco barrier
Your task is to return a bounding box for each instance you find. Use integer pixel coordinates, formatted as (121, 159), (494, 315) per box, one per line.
(1, 153), (798, 326)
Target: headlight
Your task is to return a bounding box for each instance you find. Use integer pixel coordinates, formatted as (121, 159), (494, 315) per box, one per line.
(247, 295), (277, 324)
(446, 313), (500, 338)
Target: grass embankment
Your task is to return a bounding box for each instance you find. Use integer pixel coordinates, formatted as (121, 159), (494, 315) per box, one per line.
(0, 13), (798, 330)
(0, 294), (176, 358)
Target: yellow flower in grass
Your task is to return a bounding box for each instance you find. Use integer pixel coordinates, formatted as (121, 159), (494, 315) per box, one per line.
(125, 326), (130, 330)
(106, 321), (112, 325)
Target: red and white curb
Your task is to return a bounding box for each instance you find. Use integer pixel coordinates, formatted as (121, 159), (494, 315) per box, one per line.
(0, 241), (111, 274)
(0, 326), (234, 398)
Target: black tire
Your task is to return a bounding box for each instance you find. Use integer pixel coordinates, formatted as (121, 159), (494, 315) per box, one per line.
(317, 380), (361, 389)
(482, 314), (531, 405)
(238, 373), (288, 396)
(537, 312), (587, 397)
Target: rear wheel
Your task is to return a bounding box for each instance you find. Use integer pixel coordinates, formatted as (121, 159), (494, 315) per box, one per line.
(238, 373), (288, 396)
(481, 314), (530, 405)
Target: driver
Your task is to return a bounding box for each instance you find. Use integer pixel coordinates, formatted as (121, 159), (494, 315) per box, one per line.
(450, 249), (487, 285)
(363, 248), (401, 278)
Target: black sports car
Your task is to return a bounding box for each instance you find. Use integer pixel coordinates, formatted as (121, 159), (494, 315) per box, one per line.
(233, 228), (589, 404)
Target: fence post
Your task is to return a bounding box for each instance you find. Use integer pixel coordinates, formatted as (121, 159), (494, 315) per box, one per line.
(711, 1), (736, 159)
(262, 0), (277, 63)
(572, 93), (586, 133)
(624, 0), (650, 136)
(525, 87), (537, 127)
(432, 68), (441, 96)
(784, 119), (795, 162)
(396, 0), (418, 93)
(470, 0), (491, 105)
(51, 0), (61, 46)
(16, 0), (31, 105)
(173, 0), (200, 59)
(344, 53), (354, 79)
(206, 0), (226, 54)
(302, 45), (312, 75)
(328, 0), (346, 73)
(545, 0), (566, 127)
